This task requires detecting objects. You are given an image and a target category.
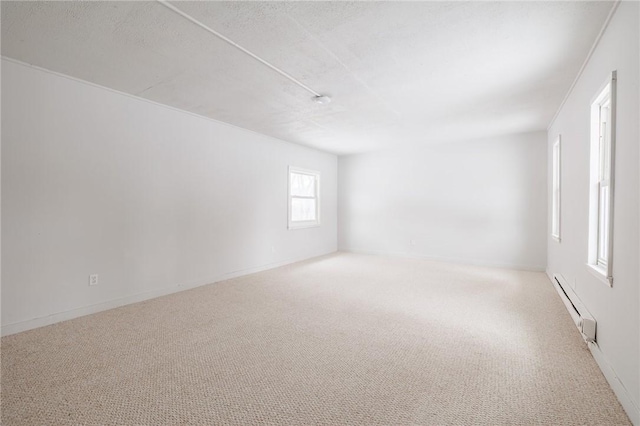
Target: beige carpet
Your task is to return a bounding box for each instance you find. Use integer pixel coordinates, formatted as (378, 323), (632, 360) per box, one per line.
(1, 252), (631, 425)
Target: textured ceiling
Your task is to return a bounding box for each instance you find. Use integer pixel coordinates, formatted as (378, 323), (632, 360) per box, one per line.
(1, 1), (613, 154)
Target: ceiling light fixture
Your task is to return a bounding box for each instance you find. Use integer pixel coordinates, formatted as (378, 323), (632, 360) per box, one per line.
(313, 95), (331, 105)
(156, 0), (331, 104)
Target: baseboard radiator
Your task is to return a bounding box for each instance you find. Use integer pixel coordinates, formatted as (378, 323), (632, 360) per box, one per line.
(552, 274), (597, 343)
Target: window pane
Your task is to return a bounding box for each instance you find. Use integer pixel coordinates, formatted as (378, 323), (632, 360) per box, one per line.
(598, 185), (609, 263)
(603, 107), (610, 179)
(552, 188), (559, 236)
(552, 140), (560, 238)
(291, 173), (316, 197)
(599, 124), (606, 180)
(599, 117), (609, 180)
(291, 198), (316, 222)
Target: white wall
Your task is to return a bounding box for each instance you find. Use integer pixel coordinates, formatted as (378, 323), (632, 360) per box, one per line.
(1, 59), (337, 335)
(338, 131), (547, 271)
(547, 2), (639, 423)
(0, 59), (2, 333)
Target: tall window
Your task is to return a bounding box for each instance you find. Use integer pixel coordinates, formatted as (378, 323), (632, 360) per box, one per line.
(551, 136), (561, 241)
(588, 71), (616, 286)
(288, 167), (320, 229)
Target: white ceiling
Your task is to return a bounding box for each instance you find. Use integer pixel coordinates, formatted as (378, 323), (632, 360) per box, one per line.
(1, 1), (613, 155)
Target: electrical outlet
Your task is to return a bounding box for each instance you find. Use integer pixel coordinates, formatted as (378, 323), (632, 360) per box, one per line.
(89, 274), (99, 286)
(410, 239), (416, 246)
(271, 245), (275, 254)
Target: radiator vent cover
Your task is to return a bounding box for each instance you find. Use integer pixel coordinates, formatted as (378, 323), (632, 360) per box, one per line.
(552, 274), (597, 343)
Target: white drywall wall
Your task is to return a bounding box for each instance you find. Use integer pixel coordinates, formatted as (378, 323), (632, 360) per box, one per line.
(338, 131), (547, 271)
(547, 2), (639, 422)
(1, 59), (337, 335)
(0, 59), (2, 331)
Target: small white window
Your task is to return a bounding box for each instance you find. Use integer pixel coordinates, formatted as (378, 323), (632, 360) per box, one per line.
(551, 135), (561, 242)
(587, 71), (616, 286)
(288, 167), (320, 229)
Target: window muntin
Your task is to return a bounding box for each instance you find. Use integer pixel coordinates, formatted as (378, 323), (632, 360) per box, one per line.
(288, 167), (320, 229)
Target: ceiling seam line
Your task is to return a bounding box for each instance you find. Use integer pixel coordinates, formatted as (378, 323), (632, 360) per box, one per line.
(156, 0), (322, 98)
(283, 13), (401, 119)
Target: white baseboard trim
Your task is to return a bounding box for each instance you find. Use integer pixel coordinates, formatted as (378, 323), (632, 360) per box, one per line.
(588, 342), (640, 425)
(340, 248), (546, 272)
(1, 250), (336, 337)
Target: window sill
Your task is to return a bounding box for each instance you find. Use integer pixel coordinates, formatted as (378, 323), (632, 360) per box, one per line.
(585, 263), (613, 287)
(288, 222), (320, 230)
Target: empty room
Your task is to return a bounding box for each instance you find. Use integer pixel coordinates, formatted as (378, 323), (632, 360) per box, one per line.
(1, 1), (639, 425)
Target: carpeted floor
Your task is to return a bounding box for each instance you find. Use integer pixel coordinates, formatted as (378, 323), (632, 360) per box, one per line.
(1, 252), (631, 425)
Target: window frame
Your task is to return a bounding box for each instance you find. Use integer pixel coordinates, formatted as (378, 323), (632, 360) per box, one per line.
(586, 71), (616, 287)
(288, 166), (321, 230)
(551, 135), (561, 242)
